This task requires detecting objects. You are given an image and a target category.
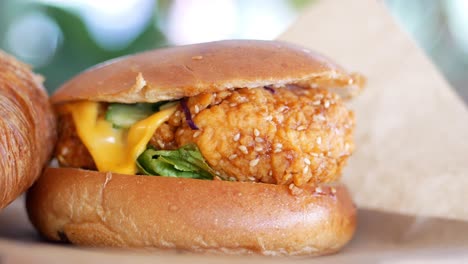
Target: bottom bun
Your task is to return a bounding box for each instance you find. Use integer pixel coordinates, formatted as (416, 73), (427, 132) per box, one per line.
(26, 167), (356, 256)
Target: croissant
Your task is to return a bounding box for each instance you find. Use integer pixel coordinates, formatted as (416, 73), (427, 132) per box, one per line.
(0, 50), (56, 209)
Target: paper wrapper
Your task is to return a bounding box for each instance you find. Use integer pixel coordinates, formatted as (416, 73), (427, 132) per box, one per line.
(279, 0), (468, 221)
(1, 0), (468, 262)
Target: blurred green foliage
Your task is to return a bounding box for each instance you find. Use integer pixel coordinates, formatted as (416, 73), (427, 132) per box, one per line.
(1, 0), (319, 95)
(40, 6), (166, 91)
(0, 0), (167, 93)
(1, 0), (466, 102)
(289, 0), (316, 10)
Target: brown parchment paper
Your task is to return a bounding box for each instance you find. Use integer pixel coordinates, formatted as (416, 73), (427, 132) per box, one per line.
(1, 0), (468, 262)
(280, 0), (468, 221)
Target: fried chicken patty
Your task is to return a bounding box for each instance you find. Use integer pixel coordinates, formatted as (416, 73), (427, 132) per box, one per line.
(55, 86), (354, 186)
(55, 114), (96, 170)
(162, 87), (354, 186)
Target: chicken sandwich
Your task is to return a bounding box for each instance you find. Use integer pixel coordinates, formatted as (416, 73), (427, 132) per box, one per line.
(27, 40), (364, 256)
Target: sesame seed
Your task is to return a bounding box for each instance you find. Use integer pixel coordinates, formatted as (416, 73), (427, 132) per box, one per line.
(289, 183), (303, 195)
(194, 105), (200, 114)
(297, 125), (306, 131)
(331, 187), (337, 194)
(276, 115), (284, 123)
(192, 55), (203, 60)
(311, 83), (319, 88)
(313, 100), (321, 106)
(254, 129), (260, 137)
(304, 158), (311, 165)
(255, 137), (264, 143)
(324, 101), (330, 108)
(348, 78), (354, 85)
(61, 147), (69, 155)
(229, 176), (237, 181)
(233, 133), (240, 142)
(237, 96), (248, 103)
(327, 151), (332, 156)
(268, 170), (273, 176)
(238, 145), (248, 154)
(254, 146), (263, 152)
(193, 131), (201, 138)
(265, 115), (273, 121)
(177, 129), (184, 136)
(303, 166), (309, 174)
(313, 114), (326, 122)
(229, 103), (237, 107)
(315, 186), (323, 193)
(249, 158), (260, 167)
(273, 143), (283, 153)
(314, 93), (324, 100)
(248, 176), (256, 181)
(157, 139), (164, 148)
(278, 106), (288, 112)
(316, 136), (322, 145)
(311, 153), (319, 157)
(229, 154), (238, 160)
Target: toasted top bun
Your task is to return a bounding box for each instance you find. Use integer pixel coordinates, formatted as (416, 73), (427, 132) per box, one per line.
(0, 51), (56, 210)
(52, 40), (364, 104)
(27, 167), (356, 256)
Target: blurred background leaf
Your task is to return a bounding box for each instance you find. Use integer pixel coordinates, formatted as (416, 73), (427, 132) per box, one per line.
(40, 5), (166, 89)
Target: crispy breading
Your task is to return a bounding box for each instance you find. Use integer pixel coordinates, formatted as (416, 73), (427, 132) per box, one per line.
(55, 114), (96, 170)
(174, 87), (354, 186)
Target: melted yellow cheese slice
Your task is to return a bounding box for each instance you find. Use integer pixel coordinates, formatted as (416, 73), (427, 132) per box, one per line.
(69, 101), (177, 174)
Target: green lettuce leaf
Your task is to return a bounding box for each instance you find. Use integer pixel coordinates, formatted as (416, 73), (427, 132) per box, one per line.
(105, 101), (178, 129)
(136, 144), (217, 180)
